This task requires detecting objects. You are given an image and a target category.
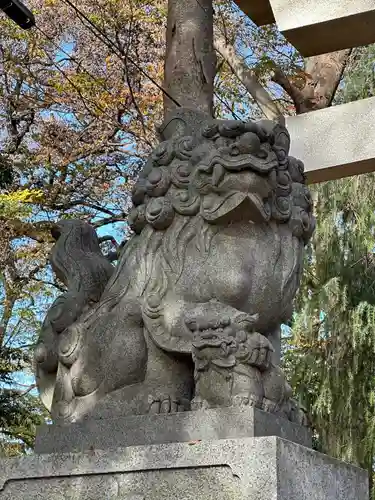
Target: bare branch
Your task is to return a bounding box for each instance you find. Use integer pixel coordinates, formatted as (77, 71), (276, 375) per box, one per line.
(214, 36), (284, 123)
(93, 215), (128, 228)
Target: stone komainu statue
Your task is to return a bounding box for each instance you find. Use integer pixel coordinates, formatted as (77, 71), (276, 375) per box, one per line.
(34, 108), (315, 424)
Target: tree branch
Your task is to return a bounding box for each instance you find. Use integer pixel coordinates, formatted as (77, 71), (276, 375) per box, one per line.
(31, 278), (66, 293)
(272, 49), (352, 114)
(92, 214), (127, 228)
(214, 36), (284, 123)
(3, 219), (54, 243)
(271, 66), (306, 114)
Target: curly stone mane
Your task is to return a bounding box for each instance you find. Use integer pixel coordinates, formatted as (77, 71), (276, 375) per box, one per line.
(93, 110), (315, 352)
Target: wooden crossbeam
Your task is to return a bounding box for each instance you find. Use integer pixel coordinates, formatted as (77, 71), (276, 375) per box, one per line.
(234, 0), (274, 26)
(232, 0), (375, 184)
(286, 97), (375, 184)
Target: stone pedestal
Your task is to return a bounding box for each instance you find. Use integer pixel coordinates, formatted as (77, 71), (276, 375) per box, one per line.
(0, 436), (368, 499)
(35, 407), (311, 454)
(0, 409), (369, 499)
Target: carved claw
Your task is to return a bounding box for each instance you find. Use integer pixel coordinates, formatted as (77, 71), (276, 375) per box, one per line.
(231, 393), (265, 409)
(231, 394), (250, 407)
(185, 315), (231, 333)
(184, 301), (258, 337)
(287, 399), (311, 427)
(245, 332), (273, 372)
(148, 395), (189, 414)
(248, 346), (272, 371)
(191, 396), (210, 411)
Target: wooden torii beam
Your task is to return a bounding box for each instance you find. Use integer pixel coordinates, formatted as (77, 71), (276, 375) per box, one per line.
(286, 96), (375, 184)
(235, 0), (274, 26)
(234, 0), (375, 185)
(235, 0), (375, 57)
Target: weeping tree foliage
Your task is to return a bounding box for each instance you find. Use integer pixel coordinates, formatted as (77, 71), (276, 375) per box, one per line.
(0, 344), (48, 457)
(286, 43), (375, 485)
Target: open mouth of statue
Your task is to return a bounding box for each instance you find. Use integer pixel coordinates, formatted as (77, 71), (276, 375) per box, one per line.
(201, 190), (271, 224)
(197, 163), (273, 224)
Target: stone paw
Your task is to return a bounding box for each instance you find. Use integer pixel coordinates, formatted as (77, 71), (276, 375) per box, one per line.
(245, 332), (273, 372)
(231, 393), (264, 408)
(191, 396), (211, 411)
(287, 399), (311, 427)
(184, 302), (258, 339)
(231, 394), (250, 407)
(147, 394), (190, 414)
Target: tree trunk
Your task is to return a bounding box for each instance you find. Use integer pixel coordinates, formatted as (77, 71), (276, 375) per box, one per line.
(164, 0), (217, 117)
(273, 49), (352, 115)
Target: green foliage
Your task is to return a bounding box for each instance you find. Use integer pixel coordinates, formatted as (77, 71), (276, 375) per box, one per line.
(0, 155), (13, 189)
(0, 189), (43, 218)
(0, 388), (47, 456)
(336, 46), (375, 104)
(287, 43), (375, 492)
(0, 344), (48, 456)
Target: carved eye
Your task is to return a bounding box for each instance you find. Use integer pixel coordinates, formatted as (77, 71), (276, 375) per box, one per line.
(230, 146), (240, 156)
(256, 148), (268, 159)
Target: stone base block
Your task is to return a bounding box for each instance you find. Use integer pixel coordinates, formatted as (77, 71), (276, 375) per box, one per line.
(35, 407), (311, 454)
(0, 437), (368, 499)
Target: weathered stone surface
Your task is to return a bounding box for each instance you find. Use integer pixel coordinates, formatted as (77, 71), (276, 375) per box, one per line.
(35, 407), (311, 454)
(0, 437), (368, 499)
(235, 0), (375, 56)
(287, 96), (375, 184)
(34, 108), (314, 425)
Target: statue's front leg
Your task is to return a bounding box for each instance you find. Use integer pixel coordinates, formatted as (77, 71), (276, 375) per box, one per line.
(140, 298), (258, 414)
